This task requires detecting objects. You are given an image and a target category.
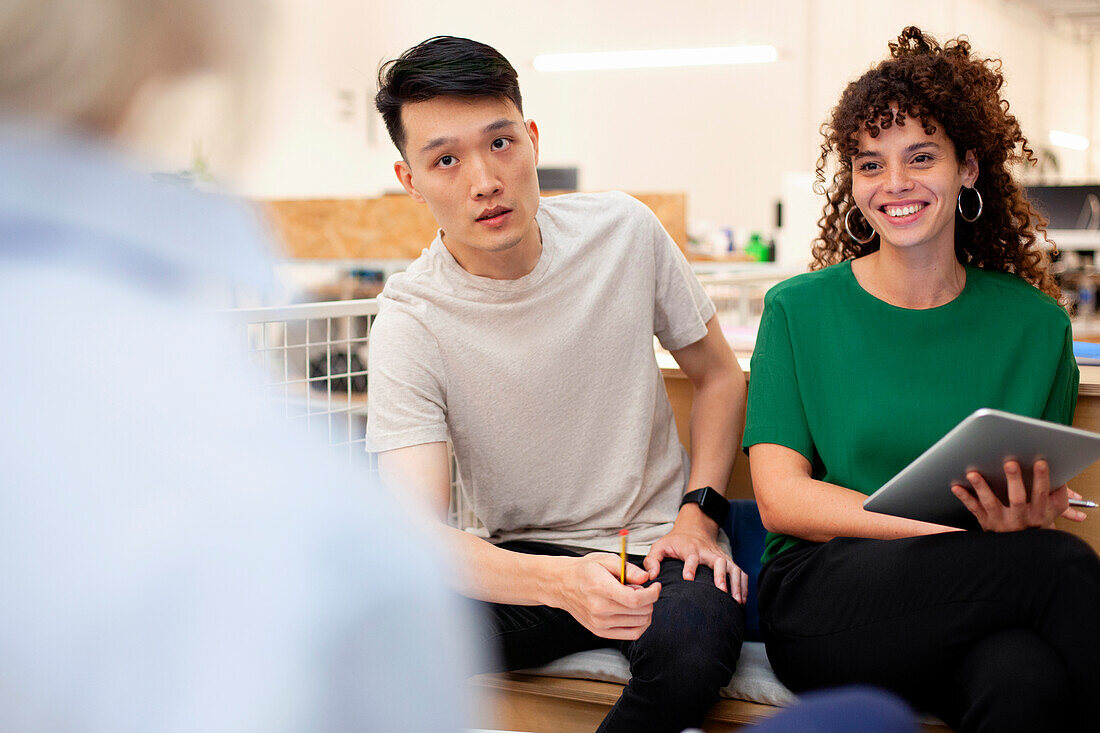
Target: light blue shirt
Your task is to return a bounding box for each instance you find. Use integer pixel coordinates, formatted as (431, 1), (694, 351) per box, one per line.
(0, 124), (477, 732)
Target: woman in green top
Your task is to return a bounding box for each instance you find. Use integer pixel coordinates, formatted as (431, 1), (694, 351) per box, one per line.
(744, 27), (1100, 732)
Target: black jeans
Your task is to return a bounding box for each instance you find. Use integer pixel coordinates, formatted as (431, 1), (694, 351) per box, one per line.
(478, 540), (745, 733)
(758, 530), (1100, 733)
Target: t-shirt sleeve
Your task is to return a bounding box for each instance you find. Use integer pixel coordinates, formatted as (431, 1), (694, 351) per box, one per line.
(364, 307), (450, 453)
(647, 204), (716, 351)
(1041, 320), (1080, 426)
(742, 290), (814, 462)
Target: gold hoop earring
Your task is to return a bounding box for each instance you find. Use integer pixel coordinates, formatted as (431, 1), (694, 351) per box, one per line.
(845, 207), (876, 244)
(958, 186), (983, 223)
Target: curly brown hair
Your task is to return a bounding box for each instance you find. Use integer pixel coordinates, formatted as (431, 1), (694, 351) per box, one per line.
(811, 26), (1060, 300)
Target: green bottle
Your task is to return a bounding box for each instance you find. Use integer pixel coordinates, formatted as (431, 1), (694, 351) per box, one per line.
(745, 232), (769, 262)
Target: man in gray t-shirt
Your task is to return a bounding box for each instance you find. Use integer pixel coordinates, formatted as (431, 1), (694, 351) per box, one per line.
(369, 36), (747, 733)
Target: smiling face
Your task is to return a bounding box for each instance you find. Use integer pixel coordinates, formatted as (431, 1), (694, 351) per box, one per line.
(394, 95), (541, 275)
(851, 116), (978, 258)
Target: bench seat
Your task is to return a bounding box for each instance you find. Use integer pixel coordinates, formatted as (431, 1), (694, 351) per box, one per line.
(470, 642), (949, 731)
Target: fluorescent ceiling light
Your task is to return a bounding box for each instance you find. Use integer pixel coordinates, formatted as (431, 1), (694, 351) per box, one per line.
(1050, 130), (1090, 151)
(533, 45), (777, 72)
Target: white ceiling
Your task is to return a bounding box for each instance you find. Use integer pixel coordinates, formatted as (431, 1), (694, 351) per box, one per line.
(1017, 0), (1100, 38)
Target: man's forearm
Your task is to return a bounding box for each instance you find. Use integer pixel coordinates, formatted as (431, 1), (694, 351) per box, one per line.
(379, 443), (573, 606)
(685, 367), (746, 500)
(439, 523), (571, 605)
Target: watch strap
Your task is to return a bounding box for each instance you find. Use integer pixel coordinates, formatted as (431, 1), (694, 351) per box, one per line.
(680, 486), (730, 526)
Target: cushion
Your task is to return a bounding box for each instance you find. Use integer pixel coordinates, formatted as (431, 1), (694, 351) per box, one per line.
(518, 641), (797, 707)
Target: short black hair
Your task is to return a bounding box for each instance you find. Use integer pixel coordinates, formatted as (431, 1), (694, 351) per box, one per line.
(375, 36), (523, 156)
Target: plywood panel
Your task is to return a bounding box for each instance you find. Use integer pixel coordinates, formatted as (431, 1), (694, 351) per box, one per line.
(264, 195), (437, 260)
(633, 192), (687, 251)
(663, 373), (754, 502)
(1065, 394), (1100, 555)
(545, 191), (687, 250)
(264, 191), (686, 259)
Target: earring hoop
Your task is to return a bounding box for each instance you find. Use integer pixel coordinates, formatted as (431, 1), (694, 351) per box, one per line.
(845, 207), (876, 244)
(958, 186), (983, 223)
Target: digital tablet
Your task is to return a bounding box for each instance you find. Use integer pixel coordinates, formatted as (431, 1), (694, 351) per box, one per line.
(863, 408), (1100, 529)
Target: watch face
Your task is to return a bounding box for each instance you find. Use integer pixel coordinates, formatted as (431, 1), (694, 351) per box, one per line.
(697, 487), (730, 524)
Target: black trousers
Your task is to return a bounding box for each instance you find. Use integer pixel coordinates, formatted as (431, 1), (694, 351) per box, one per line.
(758, 529), (1100, 733)
(477, 540), (745, 733)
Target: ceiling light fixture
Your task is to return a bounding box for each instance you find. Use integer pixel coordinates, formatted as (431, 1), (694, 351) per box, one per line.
(533, 45), (778, 72)
(1050, 130), (1090, 151)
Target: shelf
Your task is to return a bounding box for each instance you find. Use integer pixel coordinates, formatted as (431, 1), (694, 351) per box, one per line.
(1042, 230), (1100, 251)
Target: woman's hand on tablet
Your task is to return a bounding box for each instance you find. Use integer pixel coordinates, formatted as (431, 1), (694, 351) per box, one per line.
(950, 460), (1084, 531)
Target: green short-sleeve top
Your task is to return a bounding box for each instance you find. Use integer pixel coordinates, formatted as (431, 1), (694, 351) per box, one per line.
(743, 260), (1079, 564)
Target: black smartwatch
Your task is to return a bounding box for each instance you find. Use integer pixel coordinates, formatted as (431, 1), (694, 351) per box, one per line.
(679, 486), (730, 526)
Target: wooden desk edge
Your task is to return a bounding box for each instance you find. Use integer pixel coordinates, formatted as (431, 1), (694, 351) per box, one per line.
(659, 355), (1100, 399)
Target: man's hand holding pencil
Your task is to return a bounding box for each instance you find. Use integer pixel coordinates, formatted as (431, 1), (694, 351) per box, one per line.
(549, 552), (660, 641)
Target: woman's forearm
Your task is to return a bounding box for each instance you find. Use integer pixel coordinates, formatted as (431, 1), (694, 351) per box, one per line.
(759, 475), (956, 541)
(750, 443), (957, 541)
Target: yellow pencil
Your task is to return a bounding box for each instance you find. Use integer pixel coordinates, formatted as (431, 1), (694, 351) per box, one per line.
(619, 528), (629, 584)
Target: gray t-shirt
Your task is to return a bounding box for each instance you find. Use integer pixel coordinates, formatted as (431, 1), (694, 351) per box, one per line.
(366, 191), (716, 553)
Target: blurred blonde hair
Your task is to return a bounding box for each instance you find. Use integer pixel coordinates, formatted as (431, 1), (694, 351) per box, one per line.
(0, 0), (264, 135)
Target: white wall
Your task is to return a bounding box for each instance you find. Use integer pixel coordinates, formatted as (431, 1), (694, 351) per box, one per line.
(131, 0), (1100, 237)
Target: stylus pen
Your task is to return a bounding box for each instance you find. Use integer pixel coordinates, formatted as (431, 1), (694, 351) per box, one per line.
(1069, 498), (1098, 508)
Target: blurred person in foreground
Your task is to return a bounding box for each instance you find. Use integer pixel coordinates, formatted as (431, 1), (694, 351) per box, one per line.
(0, 1), (477, 730)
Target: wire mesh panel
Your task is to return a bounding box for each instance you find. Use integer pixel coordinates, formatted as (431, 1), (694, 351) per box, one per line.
(225, 299), (377, 464)
(695, 272), (774, 327)
(223, 298), (477, 529)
